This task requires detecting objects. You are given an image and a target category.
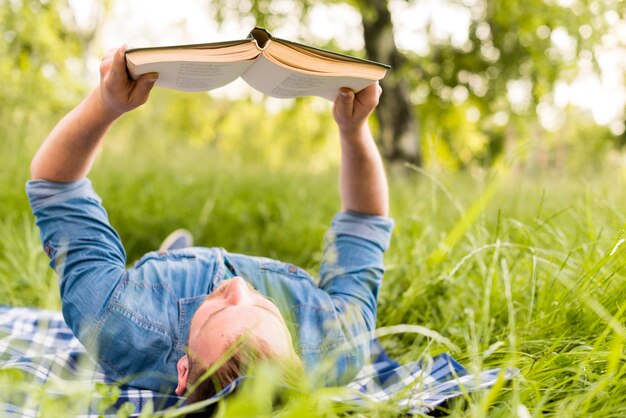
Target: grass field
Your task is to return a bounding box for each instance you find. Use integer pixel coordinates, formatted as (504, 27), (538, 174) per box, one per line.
(1, 119), (625, 417)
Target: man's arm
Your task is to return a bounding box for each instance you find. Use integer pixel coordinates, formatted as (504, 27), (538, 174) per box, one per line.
(27, 45), (159, 371)
(316, 84), (392, 384)
(30, 45), (158, 181)
(333, 83), (388, 217)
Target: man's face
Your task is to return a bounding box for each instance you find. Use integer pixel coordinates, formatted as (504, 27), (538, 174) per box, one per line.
(187, 276), (293, 368)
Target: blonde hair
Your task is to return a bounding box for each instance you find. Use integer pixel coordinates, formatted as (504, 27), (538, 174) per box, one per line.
(185, 334), (303, 404)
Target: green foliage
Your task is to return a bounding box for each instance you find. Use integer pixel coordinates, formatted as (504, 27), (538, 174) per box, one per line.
(0, 0), (86, 110)
(407, 0), (624, 168)
(114, 89), (339, 172)
(90, 137), (340, 266)
(0, 354), (131, 417)
(0, 0), (89, 311)
(0, 0), (88, 193)
(0, 215), (59, 309)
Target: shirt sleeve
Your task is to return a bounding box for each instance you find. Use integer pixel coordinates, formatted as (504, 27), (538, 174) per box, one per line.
(26, 178), (126, 342)
(318, 211), (394, 343)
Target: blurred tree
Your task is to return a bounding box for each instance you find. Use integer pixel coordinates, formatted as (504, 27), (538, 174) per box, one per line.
(360, 0), (421, 164)
(412, 0), (623, 167)
(207, 0), (623, 168)
(0, 0), (111, 140)
(0, 0), (111, 171)
(0, 0), (93, 113)
(0, 0), (82, 178)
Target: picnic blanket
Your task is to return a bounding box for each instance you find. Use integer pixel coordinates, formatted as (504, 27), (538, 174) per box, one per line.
(0, 306), (517, 416)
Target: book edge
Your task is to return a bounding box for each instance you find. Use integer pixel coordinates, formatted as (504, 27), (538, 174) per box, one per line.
(125, 39), (252, 55)
(274, 38), (391, 70)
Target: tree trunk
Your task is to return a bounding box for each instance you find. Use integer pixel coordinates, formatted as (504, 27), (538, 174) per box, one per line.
(361, 0), (420, 165)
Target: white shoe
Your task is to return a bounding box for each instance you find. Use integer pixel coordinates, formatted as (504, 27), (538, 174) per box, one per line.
(159, 229), (194, 251)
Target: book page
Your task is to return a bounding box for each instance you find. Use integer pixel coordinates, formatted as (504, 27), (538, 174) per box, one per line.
(131, 60), (255, 92)
(241, 55), (375, 101)
(267, 41), (387, 79)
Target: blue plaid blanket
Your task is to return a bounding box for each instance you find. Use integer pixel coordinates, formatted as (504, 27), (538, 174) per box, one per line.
(0, 306), (516, 416)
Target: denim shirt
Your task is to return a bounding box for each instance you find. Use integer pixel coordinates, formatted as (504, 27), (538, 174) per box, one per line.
(27, 178), (394, 393)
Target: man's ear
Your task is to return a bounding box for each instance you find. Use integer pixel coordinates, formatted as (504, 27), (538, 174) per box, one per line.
(175, 355), (189, 396)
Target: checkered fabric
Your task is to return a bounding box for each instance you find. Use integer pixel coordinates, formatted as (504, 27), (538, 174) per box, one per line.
(0, 306), (516, 416)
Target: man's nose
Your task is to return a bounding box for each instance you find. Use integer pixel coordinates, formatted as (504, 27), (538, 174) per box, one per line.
(223, 276), (253, 305)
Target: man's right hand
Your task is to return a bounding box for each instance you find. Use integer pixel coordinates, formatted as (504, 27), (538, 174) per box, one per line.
(98, 45), (158, 119)
(332, 82), (382, 137)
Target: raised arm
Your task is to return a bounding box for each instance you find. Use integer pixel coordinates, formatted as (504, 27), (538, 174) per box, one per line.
(30, 45), (158, 182)
(332, 83), (388, 217)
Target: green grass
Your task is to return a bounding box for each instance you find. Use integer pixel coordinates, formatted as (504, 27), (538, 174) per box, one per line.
(1, 124), (625, 417)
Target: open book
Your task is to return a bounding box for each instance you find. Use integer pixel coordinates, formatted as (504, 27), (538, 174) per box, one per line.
(125, 27), (389, 101)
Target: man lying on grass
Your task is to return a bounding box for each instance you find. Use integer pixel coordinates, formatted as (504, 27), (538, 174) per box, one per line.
(27, 45), (393, 403)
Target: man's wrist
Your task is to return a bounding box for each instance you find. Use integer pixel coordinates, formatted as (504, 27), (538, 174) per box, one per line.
(339, 124), (371, 144)
(89, 89), (124, 123)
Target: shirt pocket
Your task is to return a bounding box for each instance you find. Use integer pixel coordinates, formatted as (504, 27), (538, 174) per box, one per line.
(133, 250), (197, 268)
(257, 258), (315, 282)
(93, 310), (181, 392)
(293, 304), (346, 354)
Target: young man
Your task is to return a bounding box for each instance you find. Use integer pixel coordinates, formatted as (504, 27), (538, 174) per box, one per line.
(28, 45), (393, 401)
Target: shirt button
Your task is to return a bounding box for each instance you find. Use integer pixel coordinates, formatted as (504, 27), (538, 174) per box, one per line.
(288, 265), (297, 274)
(44, 242), (55, 257)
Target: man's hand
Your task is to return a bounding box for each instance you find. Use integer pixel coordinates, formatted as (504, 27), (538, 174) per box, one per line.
(332, 82), (382, 135)
(98, 45), (158, 119)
